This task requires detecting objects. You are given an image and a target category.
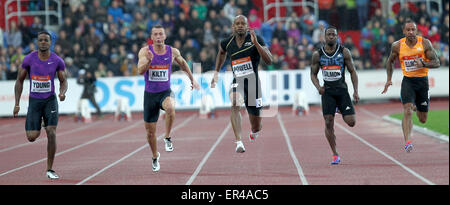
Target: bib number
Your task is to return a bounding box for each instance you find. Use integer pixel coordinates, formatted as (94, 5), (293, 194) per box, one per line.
(403, 55), (422, 72)
(31, 75), (51, 93)
(322, 66), (342, 81)
(232, 57), (254, 77)
(149, 65), (169, 81)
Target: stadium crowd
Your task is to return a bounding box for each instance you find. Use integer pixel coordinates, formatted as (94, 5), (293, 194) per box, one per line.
(0, 0), (448, 80)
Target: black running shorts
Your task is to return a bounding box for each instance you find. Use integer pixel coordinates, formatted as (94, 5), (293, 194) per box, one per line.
(230, 78), (262, 116)
(401, 76), (429, 112)
(321, 87), (355, 116)
(143, 89), (174, 123)
(25, 94), (58, 131)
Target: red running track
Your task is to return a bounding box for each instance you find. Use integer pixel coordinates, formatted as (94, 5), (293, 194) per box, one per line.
(0, 100), (448, 185)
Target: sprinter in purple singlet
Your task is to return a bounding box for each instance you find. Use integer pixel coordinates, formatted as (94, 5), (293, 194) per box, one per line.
(137, 25), (200, 172)
(13, 31), (68, 179)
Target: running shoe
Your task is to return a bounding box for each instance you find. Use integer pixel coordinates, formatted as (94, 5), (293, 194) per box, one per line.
(235, 141), (245, 153)
(164, 137), (173, 152)
(249, 131), (259, 142)
(152, 152), (160, 172)
(46, 169), (60, 179)
(404, 142), (413, 153)
(330, 155), (341, 165)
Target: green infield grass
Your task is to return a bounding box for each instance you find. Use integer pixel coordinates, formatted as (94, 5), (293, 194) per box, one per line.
(390, 109), (449, 136)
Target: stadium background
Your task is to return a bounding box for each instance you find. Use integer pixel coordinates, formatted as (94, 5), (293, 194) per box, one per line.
(0, 0), (448, 116)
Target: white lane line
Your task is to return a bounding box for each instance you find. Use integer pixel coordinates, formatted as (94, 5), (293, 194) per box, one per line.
(276, 113), (309, 185)
(185, 122), (231, 185)
(335, 122), (436, 185)
(77, 115), (196, 185)
(0, 120), (143, 177)
(0, 121), (102, 153)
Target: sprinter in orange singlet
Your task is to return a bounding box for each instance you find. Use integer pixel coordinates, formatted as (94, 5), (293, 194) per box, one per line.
(382, 19), (440, 153)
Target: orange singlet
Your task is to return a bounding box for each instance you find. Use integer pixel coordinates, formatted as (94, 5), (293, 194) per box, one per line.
(399, 36), (429, 77)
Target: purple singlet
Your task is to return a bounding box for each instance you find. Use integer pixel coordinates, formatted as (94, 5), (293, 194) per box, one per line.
(144, 44), (173, 93)
(21, 51), (65, 99)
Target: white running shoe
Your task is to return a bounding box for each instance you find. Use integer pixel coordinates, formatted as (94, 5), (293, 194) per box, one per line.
(46, 169), (59, 179)
(152, 152), (160, 172)
(249, 131), (259, 142)
(164, 137), (173, 152)
(235, 141), (245, 153)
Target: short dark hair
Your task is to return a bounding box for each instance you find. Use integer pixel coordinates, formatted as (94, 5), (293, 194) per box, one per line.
(325, 26), (337, 34)
(151, 25), (164, 30)
(37, 31), (52, 39)
(403, 19), (416, 29)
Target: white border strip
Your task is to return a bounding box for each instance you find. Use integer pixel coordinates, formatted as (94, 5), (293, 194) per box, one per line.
(276, 113), (309, 185)
(382, 115), (449, 143)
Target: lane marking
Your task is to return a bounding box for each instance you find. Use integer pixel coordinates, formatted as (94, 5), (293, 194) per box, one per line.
(0, 120), (143, 177)
(335, 122), (436, 185)
(0, 121), (102, 153)
(185, 122), (231, 185)
(77, 115), (195, 185)
(276, 113), (309, 185)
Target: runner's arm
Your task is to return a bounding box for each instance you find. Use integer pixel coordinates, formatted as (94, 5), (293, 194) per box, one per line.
(382, 41), (400, 94)
(420, 38), (440, 68)
(13, 67), (28, 117)
(343, 48), (359, 103)
(310, 51), (323, 94)
(57, 69), (68, 101)
(137, 47), (152, 75)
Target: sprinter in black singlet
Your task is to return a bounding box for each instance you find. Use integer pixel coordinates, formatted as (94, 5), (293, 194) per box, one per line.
(310, 26), (360, 165)
(211, 15), (273, 153)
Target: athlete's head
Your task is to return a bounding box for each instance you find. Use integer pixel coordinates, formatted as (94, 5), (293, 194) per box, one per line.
(403, 19), (417, 41)
(324, 26), (338, 47)
(232, 15), (248, 37)
(151, 25), (166, 46)
(37, 31), (51, 52)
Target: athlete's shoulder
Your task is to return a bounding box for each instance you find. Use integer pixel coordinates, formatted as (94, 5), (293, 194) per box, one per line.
(170, 46), (181, 56)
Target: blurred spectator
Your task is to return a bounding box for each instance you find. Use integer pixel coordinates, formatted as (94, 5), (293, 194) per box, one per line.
(108, 0), (124, 24)
(415, 3), (431, 23)
(287, 22), (301, 44)
(270, 37), (284, 57)
(441, 15), (449, 45)
(397, 3), (414, 21)
(5, 21), (22, 48)
(95, 62), (108, 78)
(299, 7), (316, 36)
(107, 53), (122, 76)
(356, 0), (369, 30)
(248, 9), (262, 30)
(236, 0), (252, 17)
(223, 0), (237, 22)
(192, 0), (208, 21)
(318, 0), (334, 21)
(208, 0), (222, 14)
(89, 0), (108, 23)
(65, 57), (79, 78)
(284, 48), (298, 70)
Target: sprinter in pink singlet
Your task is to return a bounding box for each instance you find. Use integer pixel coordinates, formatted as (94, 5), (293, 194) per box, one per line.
(137, 25), (200, 172)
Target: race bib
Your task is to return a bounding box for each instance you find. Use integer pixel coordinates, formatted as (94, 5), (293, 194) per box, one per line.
(322, 66), (342, 81)
(149, 64), (169, 81)
(31, 75), (51, 93)
(232, 57), (254, 77)
(255, 98), (263, 108)
(403, 55), (422, 72)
